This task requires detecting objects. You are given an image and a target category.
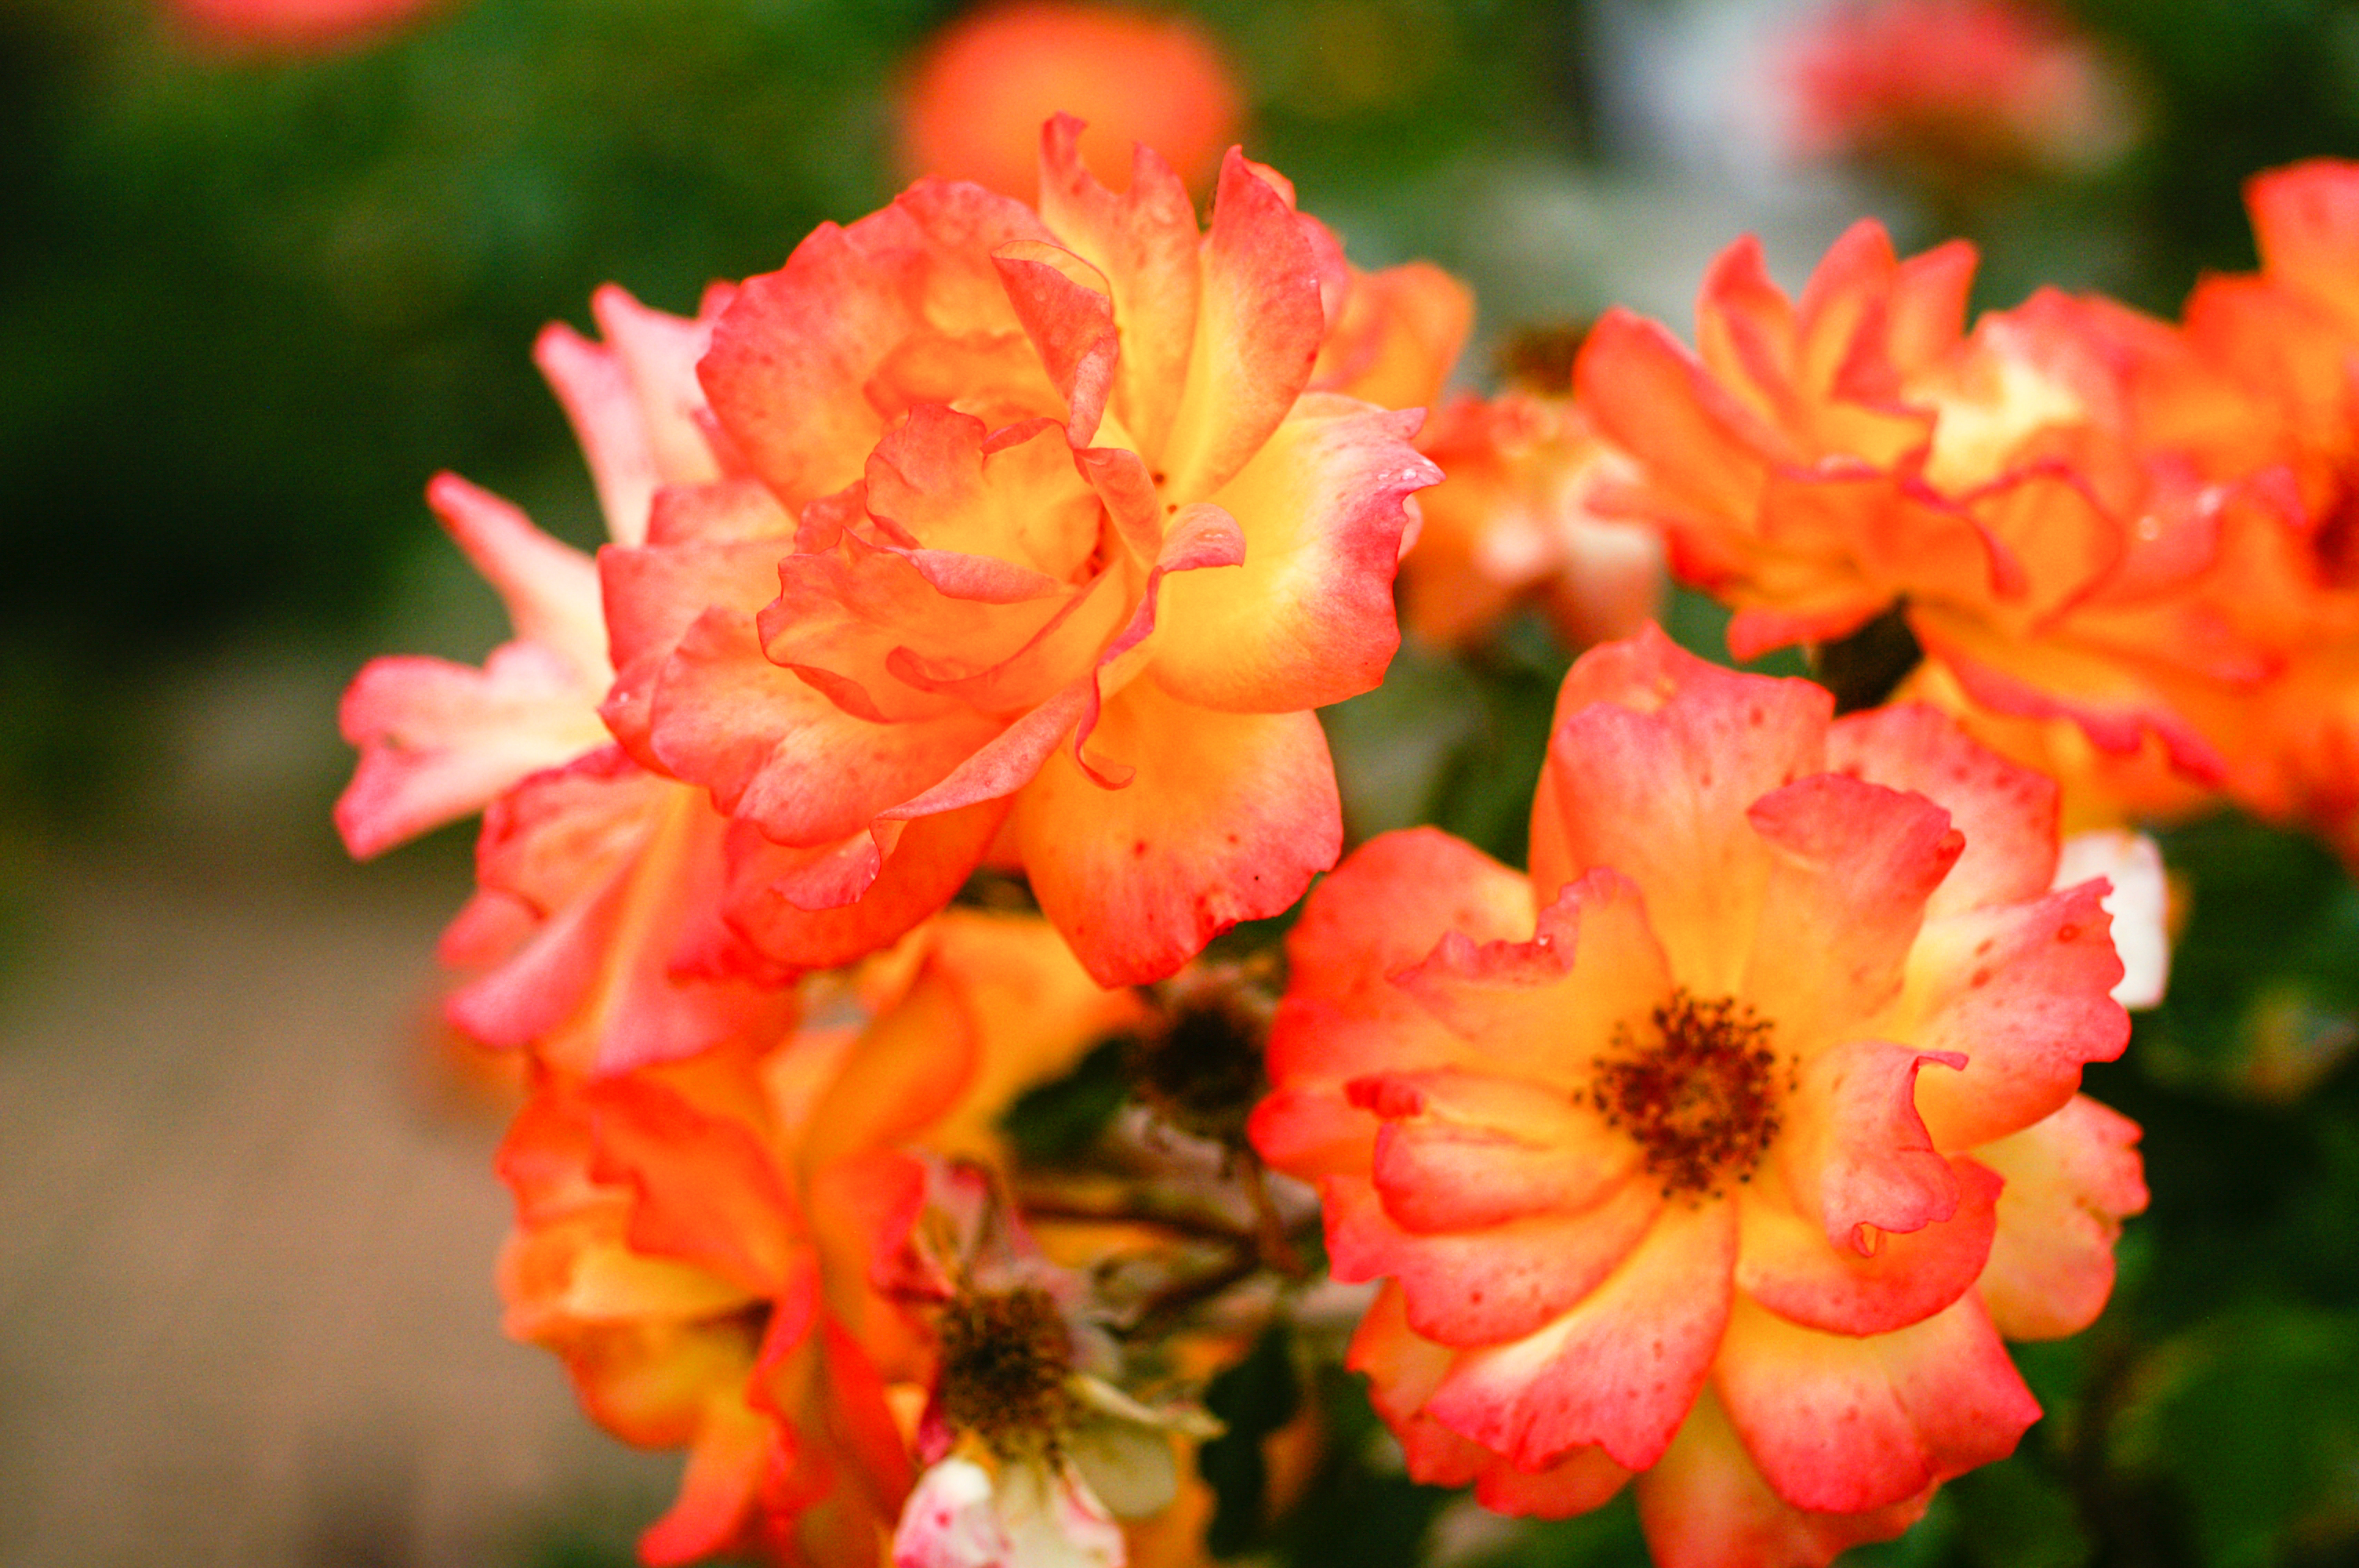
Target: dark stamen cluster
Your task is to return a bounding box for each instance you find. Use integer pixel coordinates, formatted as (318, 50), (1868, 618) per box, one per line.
(1587, 990), (1788, 1200)
(1125, 963), (1275, 1147)
(936, 1287), (1075, 1456)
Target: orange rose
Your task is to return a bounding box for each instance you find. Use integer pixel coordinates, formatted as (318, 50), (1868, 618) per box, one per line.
(605, 118), (1443, 985)
(1252, 628), (2146, 1563)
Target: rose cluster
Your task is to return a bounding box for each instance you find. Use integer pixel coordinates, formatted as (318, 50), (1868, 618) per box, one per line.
(333, 114), (2287, 1568)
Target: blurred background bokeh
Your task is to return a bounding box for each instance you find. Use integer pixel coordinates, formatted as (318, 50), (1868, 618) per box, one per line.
(6, 1), (2359, 1564)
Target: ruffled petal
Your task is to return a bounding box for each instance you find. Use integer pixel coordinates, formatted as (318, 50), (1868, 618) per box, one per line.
(1152, 395), (1439, 713)
(1322, 1171), (1663, 1349)
(579, 1075), (805, 1298)
(335, 643), (608, 858)
(590, 283), (731, 488)
(1634, 1388), (1935, 1568)
(860, 405), (1103, 581)
(1712, 1291), (2037, 1515)
(701, 182), (1057, 510)
(1156, 150), (1326, 503)
(1774, 1037), (1965, 1254)
(638, 1391), (780, 1568)
(1347, 1281), (1498, 1486)
(1826, 702), (2060, 919)
(2246, 159), (2359, 324)
(1012, 677), (1341, 985)
(1740, 772), (1961, 1047)
(994, 240), (1118, 445)
(1392, 868), (1674, 1094)
(1911, 605), (2230, 785)
(533, 319), (662, 549)
(720, 800), (1005, 971)
(1734, 1156), (2000, 1337)
(424, 471), (608, 680)
(1472, 1445), (1634, 1522)
(1035, 114), (1203, 458)
(1974, 1094), (2147, 1339)
(1423, 1197), (1737, 1471)
(2053, 829), (2170, 1007)
(1899, 881), (2128, 1149)
(1310, 260), (1474, 412)
(1361, 1073), (1636, 1232)
(650, 603), (1003, 848)
(451, 772), (799, 1074)
(1532, 626), (1832, 989)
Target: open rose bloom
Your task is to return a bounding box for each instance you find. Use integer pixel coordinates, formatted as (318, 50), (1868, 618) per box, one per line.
(605, 115), (1441, 985)
(1574, 218), (2343, 834)
(1252, 628), (2147, 1566)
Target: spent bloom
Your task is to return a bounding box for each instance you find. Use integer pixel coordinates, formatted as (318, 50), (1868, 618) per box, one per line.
(499, 912), (1139, 1566)
(606, 116), (1442, 985)
(1251, 628), (2148, 1564)
(896, 2), (1245, 199)
(881, 1163), (1221, 1568)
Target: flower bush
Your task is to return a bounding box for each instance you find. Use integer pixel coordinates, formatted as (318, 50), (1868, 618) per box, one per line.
(322, 104), (2359, 1568)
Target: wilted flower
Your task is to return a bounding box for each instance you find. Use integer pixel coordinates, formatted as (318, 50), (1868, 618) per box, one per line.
(1252, 628), (2148, 1563)
(896, 3), (1245, 199)
(881, 1161), (1223, 1568)
(607, 117), (1441, 985)
(499, 911), (1137, 1566)
(1779, 0), (2138, 188)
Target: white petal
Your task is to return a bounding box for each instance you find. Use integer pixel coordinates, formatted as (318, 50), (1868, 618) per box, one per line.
(999, 1460), (1126, 1568)
(893, 1458), (1011, 1568)
(2053, 829), (2170, 1009)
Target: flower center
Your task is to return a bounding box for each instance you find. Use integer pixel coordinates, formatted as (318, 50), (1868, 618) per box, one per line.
(936, 1287), (1075, 1456)
(1587, 990), (1787, 1200)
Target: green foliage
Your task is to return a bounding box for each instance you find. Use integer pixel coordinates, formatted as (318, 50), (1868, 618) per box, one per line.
(1199, 1323), (1305, 1556)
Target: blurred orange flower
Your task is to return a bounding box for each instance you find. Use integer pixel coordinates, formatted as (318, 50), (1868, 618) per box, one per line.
(2177, 159), (2359, 861)
(1403, 390), (1664, 652)
(1252, 628), (2146, 1562)
(1780, 0), (2137, 187)
(610, 119), (1441, 985)
(896, 3), (1245, 199)
(499, 911), (1137, 1567)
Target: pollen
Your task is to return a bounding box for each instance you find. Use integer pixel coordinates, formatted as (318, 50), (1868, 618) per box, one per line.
(936, 1286), (1076, 1457)
(1587, 990), (1787, 1200)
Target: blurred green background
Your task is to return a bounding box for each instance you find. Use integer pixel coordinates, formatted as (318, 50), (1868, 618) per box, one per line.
(5, 1), (2359, 1565)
